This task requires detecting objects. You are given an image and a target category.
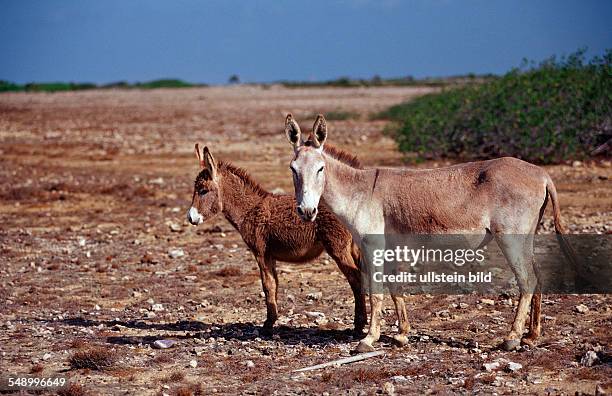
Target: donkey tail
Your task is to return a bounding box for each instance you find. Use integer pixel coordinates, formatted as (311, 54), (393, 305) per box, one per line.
(545, 177), (598, 294)
(546, 177), (578, 267)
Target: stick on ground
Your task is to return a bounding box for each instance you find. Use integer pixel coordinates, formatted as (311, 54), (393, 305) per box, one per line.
(292, 351), (385, 373)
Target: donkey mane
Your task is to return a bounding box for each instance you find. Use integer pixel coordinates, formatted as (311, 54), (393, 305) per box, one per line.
(207, 147), (361, 197)
(218, 161), (270, 197)
(323, 144), (362, 169)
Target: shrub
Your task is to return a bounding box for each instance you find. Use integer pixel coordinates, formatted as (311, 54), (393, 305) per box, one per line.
(135, 79), (194, 89)
(58, 383), (89, 396)
(69, 347), (118, 370)
(381, 49), (612, 164)
(24, 82), (97, 92)
(0, 80), (24, 92)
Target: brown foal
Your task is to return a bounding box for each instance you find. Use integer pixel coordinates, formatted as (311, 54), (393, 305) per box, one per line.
(187, 144), (367, 334)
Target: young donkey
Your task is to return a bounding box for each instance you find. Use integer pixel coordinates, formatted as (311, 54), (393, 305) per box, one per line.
(285, 114), (575, 353)
(187, 144), (367, 334)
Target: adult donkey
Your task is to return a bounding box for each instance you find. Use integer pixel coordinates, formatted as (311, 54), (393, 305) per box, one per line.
(187, 144), (366, 334)
(285, 113), (575, 352)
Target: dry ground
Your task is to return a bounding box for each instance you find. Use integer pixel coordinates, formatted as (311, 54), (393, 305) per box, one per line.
(0, 86), (610, 395)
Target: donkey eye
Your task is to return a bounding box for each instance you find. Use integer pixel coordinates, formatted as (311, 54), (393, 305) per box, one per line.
(317, 166), (324, 174)
(198, 188), (208, 195)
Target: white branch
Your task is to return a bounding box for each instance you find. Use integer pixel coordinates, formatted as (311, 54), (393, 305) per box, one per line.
(292, 351), (385, 373)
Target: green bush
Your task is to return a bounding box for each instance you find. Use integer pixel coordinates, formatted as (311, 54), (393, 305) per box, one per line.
(0, 78), (205, 93)
(24, 82), (97, 92)
(135, 79), (194, 89)
(280, 74), (493, 88)
(381, 49), (612, 164)
(0, 80), (25, 92)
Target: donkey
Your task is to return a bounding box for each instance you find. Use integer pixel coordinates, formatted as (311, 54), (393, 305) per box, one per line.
(186, 144), (367, 334)
(285, 113), (576, 352)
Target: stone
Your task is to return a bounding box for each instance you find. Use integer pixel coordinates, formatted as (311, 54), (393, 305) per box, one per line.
(483, 361), (501, 372)
(479, 298), (495, 306)
(305, 311), (325, 319)
(580, 350), (599, 367)
(507, 362), (522, 372)
(168, 222), (182, 232)
(152, 339), (176, 349)
(575, 304), (589, 314)
(189, 359), (198, 368)
(168, 249), (185, 259)
(382, 381), (395, 395)
(307, 292), (322, 301)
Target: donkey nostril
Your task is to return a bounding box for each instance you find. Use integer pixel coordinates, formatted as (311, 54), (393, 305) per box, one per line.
(312, 208), (318, 216)
(188, 207), (201, 225)
(296, 206), (304, 216)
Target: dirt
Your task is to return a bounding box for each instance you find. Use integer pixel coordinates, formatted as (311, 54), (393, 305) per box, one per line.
(0, 86), (610, 395)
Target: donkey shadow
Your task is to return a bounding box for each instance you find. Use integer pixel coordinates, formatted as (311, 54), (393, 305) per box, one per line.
(57, 317), (481, 350)
(58, 317), (359, 347)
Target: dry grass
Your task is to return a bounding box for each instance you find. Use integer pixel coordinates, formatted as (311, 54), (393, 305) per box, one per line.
(214, 266), (242, 277)
(173, 383), (204, 396)
(69, 338), (88, 349)
(160, 370), (186, 383)
(58, 383), (89, 396)
(152, 354), (174, 365)
(69, 347), (118, 370)
(322, 367), (400, 387)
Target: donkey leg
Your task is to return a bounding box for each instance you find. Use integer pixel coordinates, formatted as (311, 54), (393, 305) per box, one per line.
(355, 237), (385, 352)
(522, 288), (542, 347)
(325, 240), (367, 335)
(356, 293), (384, 353)
(522, 248), (544, 347)
(390, 291), (410, 346)
(335, 255), (367, 335)
(495, 234), (537, 351)
(256, 256), (279, 334)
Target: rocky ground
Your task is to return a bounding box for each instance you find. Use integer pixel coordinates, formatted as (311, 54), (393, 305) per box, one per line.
(0, 86), (610, 395)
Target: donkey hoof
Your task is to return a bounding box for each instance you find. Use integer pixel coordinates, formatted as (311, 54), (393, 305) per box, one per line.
(353, 340), (375, 354)
(521, 337), (537, 348)
(502, 339), (520, 351)
(392, 334), (409, 347)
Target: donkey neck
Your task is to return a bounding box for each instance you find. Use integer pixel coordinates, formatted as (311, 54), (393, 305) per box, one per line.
(322, 153), (376, 228)
(218, 166), (268, 230)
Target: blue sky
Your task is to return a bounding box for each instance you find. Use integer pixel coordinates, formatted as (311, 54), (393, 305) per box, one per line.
(1, 0), (610, 84)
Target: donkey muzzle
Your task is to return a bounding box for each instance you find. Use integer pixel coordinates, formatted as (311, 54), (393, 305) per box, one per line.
(297, 205), (318, 222)
(187, 207), (203, 225)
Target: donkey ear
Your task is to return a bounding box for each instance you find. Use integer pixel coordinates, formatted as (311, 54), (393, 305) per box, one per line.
(285, 113), (302, 147)
(312, 114), (327, 147)
(195, 143), (205, 168)
(203, 146), (218, 179)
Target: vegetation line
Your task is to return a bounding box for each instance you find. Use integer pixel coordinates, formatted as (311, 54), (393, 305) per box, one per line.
(378, 49), (611, 164)
(0, 74), (492, 93)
